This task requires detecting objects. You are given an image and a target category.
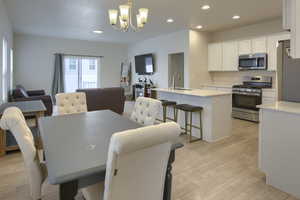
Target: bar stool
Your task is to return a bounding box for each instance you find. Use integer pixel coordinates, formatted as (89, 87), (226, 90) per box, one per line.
(175, 104), (203, 143)
(160, 100), (177, 122)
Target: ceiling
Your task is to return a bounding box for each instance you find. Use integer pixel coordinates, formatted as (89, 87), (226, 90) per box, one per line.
(4, 0), (282, 44)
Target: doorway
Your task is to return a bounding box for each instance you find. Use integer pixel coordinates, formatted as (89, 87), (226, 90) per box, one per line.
(168, 53), (184, 88)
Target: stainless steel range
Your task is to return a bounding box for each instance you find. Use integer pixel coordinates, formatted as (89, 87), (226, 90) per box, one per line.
(232, 76), (272, 122)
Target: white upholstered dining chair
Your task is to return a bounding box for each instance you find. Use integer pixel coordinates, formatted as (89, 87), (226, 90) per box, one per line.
(0, 107), (48, 200)
(55, 92), (87, 115)
(81, 122), (181, 200)
(130, 97), (162, 126)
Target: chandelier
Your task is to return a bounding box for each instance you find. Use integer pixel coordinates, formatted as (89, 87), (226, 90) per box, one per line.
(108, 0), (149, 32)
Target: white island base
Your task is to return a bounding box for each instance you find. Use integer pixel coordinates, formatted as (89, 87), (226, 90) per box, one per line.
(155, 88), (232, 142)
(258, 101), (300, 198)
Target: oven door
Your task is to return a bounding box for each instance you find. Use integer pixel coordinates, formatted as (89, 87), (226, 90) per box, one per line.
(232, 93), (262, 111)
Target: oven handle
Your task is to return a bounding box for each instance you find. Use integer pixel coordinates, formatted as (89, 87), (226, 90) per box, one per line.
(232, 92), (261, 96)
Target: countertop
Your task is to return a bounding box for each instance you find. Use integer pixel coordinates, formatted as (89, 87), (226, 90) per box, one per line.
(201, 83), (235, 88)
(257, 101), (300, 115)
(152, 88), (232, 97)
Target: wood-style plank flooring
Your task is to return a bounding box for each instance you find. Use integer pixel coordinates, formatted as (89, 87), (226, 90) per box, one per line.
(0, 109), (299, 200)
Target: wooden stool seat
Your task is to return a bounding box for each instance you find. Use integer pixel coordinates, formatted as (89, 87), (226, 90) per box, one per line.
(161, 100), (177, 107)
(175, 104), (203, 112)
(159, 100), (177, 122)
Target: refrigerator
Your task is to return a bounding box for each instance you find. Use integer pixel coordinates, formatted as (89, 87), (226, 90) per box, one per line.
(278, 40), (300, 102)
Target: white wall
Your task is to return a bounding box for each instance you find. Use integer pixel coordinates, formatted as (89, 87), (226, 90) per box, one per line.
(128, 30), (190, 88)
(188, 30), (212, 88)
(14, 34), (128, 94)
(128, 30), (211, 88)
(0, 0), (13, 102)
(211, 18), (283, 42)
(209, 18), (284, 86)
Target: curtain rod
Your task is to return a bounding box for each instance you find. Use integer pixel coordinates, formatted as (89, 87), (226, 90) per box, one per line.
(54, 53), (103, 58)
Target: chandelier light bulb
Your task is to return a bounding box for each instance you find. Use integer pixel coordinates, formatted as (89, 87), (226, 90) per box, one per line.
(139, 8), (148, 24)
(137, 14), (144, 28)
(119, 4), (130, 22)
(108, 0), (149, 32)
(108, 9), (118, 25)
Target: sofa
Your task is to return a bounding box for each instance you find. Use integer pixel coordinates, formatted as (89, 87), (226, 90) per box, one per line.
(11, 85), (53, 116)
(76, 87), (125, 115)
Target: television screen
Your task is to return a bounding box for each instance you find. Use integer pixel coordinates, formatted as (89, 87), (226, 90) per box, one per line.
(135, 54), (154, 75)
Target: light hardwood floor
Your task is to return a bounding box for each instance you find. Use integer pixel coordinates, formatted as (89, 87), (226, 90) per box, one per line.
(0, 116), (299, 200)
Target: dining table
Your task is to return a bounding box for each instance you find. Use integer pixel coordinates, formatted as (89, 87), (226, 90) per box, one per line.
(38, 110), (183, 200)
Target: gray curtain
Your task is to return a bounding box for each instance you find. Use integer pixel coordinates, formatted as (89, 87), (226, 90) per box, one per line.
(51, 53), (65, 102)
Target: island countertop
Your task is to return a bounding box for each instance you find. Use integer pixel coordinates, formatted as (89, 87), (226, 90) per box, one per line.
(257, 101), (300, 115)
(153, 88), (232, 97)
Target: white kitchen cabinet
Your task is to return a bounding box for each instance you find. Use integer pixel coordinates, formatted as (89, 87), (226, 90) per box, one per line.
(252, 37), (267, 53)
(238, 40), (252, 55)
(267, 33), (291, 71)
(262, 89), (277, 105)
(208, 43), (223, 71)
(283, 0), (300, 58)
(283, 0), (292, 30)
(222, 41), (238, 71)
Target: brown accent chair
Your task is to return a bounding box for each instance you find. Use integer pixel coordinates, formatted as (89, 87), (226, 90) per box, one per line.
(76, 87), (126, 115)
(11, 85), (53, 116)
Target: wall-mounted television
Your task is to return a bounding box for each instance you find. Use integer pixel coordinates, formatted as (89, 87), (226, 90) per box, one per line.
(135, 54), (155, 75)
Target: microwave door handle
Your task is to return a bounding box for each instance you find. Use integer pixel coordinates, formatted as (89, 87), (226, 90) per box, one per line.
(254, 58), (258, 67)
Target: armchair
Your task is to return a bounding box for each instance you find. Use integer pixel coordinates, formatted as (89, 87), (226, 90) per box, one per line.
(11, 85), (53, 116)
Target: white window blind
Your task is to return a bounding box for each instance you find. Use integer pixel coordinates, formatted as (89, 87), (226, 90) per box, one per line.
(63, 55), (100, 93)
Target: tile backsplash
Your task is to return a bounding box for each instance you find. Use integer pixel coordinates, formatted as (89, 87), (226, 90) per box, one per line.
(210, 71), (276, 88)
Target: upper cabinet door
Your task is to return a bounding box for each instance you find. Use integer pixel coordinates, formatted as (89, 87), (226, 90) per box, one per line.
(222, 41), (238, 71)
(283, 0), (292, 30)
(208, 43), (223, 71)
(238, 40), (252, 55)
(252, 37), (267, 53)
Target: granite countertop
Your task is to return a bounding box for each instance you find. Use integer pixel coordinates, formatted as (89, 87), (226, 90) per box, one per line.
(152, 88), (232, 97)
(257, 101), (300, 115)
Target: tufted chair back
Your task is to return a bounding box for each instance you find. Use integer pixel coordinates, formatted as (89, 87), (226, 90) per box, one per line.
(55, 92), (88, 115)
(0, 107), (46, 200)
(103, 122), (181, 200)
(130, 97), (162, 126)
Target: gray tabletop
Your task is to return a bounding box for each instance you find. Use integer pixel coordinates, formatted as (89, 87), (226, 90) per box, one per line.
(0, 100), (46, 115)
(39, 110), (141, 185)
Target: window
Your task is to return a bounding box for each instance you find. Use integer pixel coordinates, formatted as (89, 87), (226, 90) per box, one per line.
(2, 38), (8, 102)
(69, 59), (77, 70)
(89, 60), (96, 70)
(64, 55), (100, 93)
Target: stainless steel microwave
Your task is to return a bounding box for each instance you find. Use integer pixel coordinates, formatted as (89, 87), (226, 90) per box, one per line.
(238, 53), (268, 70)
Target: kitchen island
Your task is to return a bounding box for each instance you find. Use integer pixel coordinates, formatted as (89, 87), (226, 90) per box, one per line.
(153, 88), (232, 142)
(258, 101), (300, 198)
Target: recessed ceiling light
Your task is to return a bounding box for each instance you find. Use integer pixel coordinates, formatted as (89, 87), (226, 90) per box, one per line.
(232, 15), (240, 20)
(167, 18), (174, 23)
(93, 30), (103, 34)
(201, 5), (210, 10)
(196, 25), (203, 29)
